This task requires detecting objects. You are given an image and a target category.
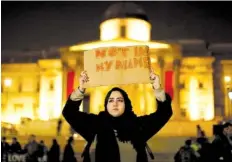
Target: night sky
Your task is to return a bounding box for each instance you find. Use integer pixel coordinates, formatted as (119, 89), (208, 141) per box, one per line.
(2, 1), (232, 51)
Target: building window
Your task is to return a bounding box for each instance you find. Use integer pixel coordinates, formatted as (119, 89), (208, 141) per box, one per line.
(14, 104), (23, 115)
(37, 81), (40, 92)
(18, 83), (22, 92)
(179, 83), (185, 89)
(180, 108), (187, 117)
(199, 82), (204, 89)
(121, 25), (126, 37)
(49, 80), (54, 91)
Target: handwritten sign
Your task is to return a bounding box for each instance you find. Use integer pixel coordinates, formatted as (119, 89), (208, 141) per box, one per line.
(83, 46), (151, 87)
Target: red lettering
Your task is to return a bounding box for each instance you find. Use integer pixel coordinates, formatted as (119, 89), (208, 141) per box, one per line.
(116, 60), (123, 69)
(121, 47), (129, 57)
(104, 61), (113, 71)
(108, 48), (117, 57)
(128, 59), (133, 69)
(123, 60), (128, 69)
(95, 49), (106, 58)
(96, 63), (104, 72)
(134, 46), (148, 57)
(133, 57), (143, 68)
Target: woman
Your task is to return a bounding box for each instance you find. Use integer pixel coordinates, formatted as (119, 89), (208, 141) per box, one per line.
(62, 137), (77, 162)
(62, 70), (172, 162)
(48, 139), (60, 162)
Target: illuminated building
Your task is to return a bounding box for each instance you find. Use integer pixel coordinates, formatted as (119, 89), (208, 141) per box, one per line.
(1, 2), (232, 136)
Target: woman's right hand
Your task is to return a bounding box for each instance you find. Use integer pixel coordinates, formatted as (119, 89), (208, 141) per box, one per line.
(79, 71), (89, 91)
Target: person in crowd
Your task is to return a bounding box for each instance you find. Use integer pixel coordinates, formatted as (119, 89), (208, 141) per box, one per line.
(174, 139), (198, 162)
(211, 122), (232, 162)
(48, 139), (60, 162)
(9, 137), (22, 153)
(24, 134), (39, 162)
(62, 137), (77, 162)
(1, 136), (10, 162)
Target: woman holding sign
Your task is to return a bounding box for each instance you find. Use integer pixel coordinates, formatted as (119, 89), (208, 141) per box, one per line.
(62, 70), (172, 162)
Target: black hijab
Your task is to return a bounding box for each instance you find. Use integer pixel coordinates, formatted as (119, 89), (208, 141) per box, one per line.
(99, 87), (141, 148)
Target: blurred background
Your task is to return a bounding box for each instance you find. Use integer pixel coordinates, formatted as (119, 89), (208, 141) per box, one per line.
(1, 1), (232, 162)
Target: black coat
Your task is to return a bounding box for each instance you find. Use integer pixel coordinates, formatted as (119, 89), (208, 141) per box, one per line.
(62, 144), (77, 162)
(211, 135), (232, 162)
(62, 93), (172, 162)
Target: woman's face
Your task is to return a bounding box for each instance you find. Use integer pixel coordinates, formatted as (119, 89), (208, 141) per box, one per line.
(224, 125), (232, 137)
(107, 91), (125, 117)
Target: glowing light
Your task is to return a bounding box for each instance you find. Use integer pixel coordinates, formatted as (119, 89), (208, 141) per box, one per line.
(73, 133), (78, 139)
(69, 39), (169, 51)
(189, 77), (199, 120)
(140, 93), (145, 113)
(126, 19), (151, 41)
(204, 104), (214, 121)
(188, 77), (214, 121)
(229, 91), (232, 100)
(53, 74), (63, 118)
(150, 57), (157, 63)
(1, 114), (20, 124)
(39, 72), (63, 120)
(100, 19), (121, 41)
(100, 18), (151, 41)
(224, 76), (231, 83)
(4, 78), (12, 87)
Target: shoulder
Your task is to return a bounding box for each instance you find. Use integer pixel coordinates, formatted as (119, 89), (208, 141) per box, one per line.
(212, 135), (223, 144)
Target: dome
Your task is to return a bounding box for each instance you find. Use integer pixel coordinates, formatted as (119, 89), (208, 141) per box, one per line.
(102, 2), (149, 22)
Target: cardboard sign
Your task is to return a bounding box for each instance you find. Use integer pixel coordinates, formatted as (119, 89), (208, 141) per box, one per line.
(83, 46), (151, 87)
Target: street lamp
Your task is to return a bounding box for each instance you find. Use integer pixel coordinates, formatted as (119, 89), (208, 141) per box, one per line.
(4, 78), (12, 88)
(224, 76), (231, 83)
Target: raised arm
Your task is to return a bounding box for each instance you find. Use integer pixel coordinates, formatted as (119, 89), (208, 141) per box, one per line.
(62, 71), (97, 141)
(138, 70), (173, 142)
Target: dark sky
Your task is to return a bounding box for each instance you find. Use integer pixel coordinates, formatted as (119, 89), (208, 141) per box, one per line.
(2, 1), (232, 51)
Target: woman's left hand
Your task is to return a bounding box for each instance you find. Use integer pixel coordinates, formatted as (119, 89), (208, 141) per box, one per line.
(150, 69), (161, 90)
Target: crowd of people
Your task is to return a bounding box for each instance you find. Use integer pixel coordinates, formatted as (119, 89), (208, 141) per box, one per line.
(1, 121), (232, 162)
(174, 122), (232, 162)
(1, 135), (77, 162)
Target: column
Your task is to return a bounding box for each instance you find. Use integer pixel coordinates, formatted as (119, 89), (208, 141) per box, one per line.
(158, 56), (165, 86)
(173, 59), (181, 119)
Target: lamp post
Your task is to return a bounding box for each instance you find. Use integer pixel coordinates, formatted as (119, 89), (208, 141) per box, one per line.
(4, 78), (12, 111)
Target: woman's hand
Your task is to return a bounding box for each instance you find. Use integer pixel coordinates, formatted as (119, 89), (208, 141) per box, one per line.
(150, 69), (161, 90)
(79, 71), (89, 91)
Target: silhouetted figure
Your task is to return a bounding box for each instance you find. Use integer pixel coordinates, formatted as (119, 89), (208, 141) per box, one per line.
(174, 139), (198, 162)
(24, 134), (39, 162)
(62, 70), (172, 162)
(57, 118), (63, 136)
(62, 137), (77, 162)
(1, 136), (10, 162)
(196, 125), (205, 138)
(48, 139), (60, 162)
(211, 122), (232, 162)
(9, 137), (22, 153)
(197, 138), (213, 162)
(38, 140), (48, 162)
